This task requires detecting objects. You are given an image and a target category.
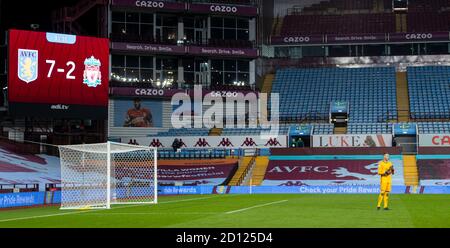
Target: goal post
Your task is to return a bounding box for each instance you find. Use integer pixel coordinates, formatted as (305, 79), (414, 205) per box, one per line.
(59, 141), (157, 210)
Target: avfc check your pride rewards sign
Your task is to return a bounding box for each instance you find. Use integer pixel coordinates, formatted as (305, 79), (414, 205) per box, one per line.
(7, 29), (109, 119)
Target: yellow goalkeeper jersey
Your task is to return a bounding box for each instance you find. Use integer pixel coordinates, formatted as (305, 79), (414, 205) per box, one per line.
(378, 160), (393, 180)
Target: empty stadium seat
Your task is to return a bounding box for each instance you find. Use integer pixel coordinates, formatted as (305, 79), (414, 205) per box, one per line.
(279, 13), (396, 36)
(271, 67), (397, 123)
(408, 66), (450, 120)
(156, 128), (210, 137)
(417, 122), (450, 134)
(348, 123), (393, 134)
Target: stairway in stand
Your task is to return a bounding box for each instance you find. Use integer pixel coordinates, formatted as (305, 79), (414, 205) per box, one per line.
(334, 126), (347, 134)
(228, 156), (254, 186)
(249, 156), (270, 186)
(209, 128), (222, 136)
(396, 72), (410, 122)
(403, 155), (419, 186)
(261, 74), (275, 93)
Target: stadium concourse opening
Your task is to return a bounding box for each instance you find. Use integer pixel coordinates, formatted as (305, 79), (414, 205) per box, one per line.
(0, 0), (450, 234)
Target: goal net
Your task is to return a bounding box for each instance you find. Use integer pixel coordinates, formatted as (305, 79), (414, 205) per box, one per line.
(58, 142), (157, 210)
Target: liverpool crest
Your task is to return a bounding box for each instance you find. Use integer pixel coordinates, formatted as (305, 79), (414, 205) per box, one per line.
(18, 49), (38, 83)
(83, 56), (102, 87)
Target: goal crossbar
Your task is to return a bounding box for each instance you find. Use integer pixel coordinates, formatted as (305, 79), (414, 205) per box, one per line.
(59, 141), (157, 210)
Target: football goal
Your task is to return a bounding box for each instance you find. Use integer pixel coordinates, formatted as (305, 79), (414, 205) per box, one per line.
(58, 142), (157, 210)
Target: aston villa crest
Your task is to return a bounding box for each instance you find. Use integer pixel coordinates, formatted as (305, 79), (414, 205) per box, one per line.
(83, 56), (102, 87)
(18, 49), (38, 83)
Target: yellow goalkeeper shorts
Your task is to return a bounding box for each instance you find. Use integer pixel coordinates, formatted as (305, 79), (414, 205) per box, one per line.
(380, 178), (392, 193)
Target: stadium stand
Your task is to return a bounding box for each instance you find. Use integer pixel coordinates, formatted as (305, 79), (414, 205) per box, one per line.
(302, 0), (376, 12)
(221, 124), (290, 135)
(220, 123), (334, 135)
(417, 122), (450, 134)
(156, 128), (210, 137)
(407, 0), (450, 12)
(313, 124), (334, 134)
(280, 13), (395, 35)
(158, 148), (228, 159)
(272, 67), (397, 123)
(407, 66), (450, 120)
(191, 0), (254, 5)
(347, 123), (393, 134)
(407, 12), (450, 32)
(277, 0), (450, 36)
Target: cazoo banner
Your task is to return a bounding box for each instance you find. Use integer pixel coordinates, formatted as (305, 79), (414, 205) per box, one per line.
(419, 134), (450, 147)
(312, 134), (392, 147)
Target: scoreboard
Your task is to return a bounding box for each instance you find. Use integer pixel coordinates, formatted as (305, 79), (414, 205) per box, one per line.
(8, 29), (109, 119)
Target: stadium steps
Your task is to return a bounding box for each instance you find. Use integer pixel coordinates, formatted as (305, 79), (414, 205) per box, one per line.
(395, 13), (407, 32)
(395, 14), (402, 32)
(373, 0), (384, 12)
(403, 155), (419, 186)
(401, 14), (407, 32)
(228, 156), (254, 186)
(375, 0), (384, 12)
(250, 156), (270, 186)
(272, 17), (284, 36)
(261, 74), (275, 93)
(396, 72), (410, 122)
(209, 128), (222, 136)
(334, 126), (347, 134)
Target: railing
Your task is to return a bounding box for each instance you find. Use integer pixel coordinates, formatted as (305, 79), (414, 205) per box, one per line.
(110, 79), (256, 91)
(189, 0), (257, 6)
(396, 142), (418, 155)
(157, 148), (240, 159)
(45, 183), (61, 191)
(280, 113), (329, 124)
(0, 184), (39, 193)
(110, 33), (256, 49)
(410, 112), (450, 122)
(237, 155), (256, 186)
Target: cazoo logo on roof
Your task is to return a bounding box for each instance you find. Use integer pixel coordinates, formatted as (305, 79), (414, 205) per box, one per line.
(209, 5), (238, 13)
(134, 1), (165, 8)
(283, 36), (311, 43)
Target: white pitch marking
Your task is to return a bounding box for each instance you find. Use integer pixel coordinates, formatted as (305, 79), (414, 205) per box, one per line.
(81, 212), (220, 215)
(225, 200), (288, 214)
(0, 195), (223, 223)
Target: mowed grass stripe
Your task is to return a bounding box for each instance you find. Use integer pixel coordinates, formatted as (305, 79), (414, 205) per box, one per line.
(0, 195), (224, 223)
(0, 194), (449, 227)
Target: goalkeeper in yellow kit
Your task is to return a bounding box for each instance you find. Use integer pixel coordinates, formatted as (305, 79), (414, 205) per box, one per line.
(377, 153), (394, 210)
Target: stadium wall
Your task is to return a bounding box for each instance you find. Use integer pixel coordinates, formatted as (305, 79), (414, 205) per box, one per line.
(270, 147), (402, 155)
(1, 185), (450, 209)
(0, 191), (60, 209)
(158, 185), (450, 195)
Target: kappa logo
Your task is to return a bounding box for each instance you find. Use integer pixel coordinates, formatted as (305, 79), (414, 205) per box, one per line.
(18, 49), (38, 83)
(83, 56), (102, 87)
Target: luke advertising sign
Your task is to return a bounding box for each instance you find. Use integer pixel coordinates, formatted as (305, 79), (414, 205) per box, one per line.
(312, 134), (392, 147)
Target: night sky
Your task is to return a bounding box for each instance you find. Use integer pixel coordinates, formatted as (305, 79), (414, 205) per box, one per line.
(1, 0), (84, 37)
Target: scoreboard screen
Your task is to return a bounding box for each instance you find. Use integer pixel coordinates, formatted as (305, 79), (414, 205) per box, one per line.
(8, 29), (109, 119)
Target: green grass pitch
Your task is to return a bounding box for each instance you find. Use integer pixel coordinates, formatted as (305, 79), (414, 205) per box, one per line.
(0, 194), (449, 228)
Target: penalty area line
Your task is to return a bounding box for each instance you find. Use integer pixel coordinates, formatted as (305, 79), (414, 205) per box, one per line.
(226, 200), (288, 214)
